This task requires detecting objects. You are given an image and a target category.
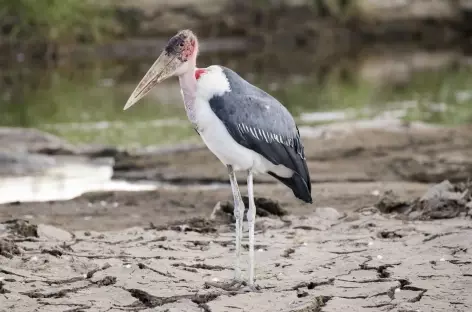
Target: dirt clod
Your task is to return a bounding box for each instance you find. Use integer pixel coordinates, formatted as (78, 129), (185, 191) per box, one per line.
(220, 196), (288, 220)
(282, 247), (296, 258)
(95, 275), (116, 286)
(0, 238), (21, 258)
(375, 180), (472, 220)
(4, 219), (38, 237)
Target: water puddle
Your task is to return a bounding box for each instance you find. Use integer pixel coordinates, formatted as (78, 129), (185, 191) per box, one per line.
(0, 155), (226, 205)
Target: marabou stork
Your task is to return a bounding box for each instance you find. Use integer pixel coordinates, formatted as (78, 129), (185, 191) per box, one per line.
(123, 30), (312, 287)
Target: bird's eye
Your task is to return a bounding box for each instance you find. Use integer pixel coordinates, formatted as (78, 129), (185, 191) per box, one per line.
(179, 43), (184, 47)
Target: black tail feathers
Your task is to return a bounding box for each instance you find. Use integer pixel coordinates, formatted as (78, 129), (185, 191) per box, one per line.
(268, 171), (312, 203)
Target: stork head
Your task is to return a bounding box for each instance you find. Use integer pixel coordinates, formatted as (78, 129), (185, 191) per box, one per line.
(123, 29), (199, 110)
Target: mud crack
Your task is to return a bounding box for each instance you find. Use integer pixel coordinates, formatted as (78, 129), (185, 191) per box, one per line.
(125, 288), (234, 309)
(172, 262), (228, 271)
(292, 278), (335, 290)
(290, 295), (332, 312)
(138, 262), (175, 278)
(21, 285), (90, 299)
(149, 217), (217, 233)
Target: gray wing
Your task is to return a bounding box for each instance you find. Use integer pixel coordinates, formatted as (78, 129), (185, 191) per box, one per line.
(209, 67), (312, 203)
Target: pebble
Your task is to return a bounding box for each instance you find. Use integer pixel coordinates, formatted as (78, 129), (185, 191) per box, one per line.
(314, 207), (343, 220)
(377, 255), (383, 260)
(37, 224), (73, 241)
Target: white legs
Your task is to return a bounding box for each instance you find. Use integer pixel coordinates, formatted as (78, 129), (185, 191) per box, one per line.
(246, 170), (256, 285)
(227, 166), (257, 286)
(227, 165), (245, 280)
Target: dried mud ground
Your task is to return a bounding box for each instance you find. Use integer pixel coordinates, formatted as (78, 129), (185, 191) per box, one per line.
(1, 123), (472, 311)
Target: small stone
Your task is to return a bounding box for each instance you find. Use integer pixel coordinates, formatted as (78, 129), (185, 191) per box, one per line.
(125, 264), (131, 269)
(314, 207), (343, 220)
(257, 248), (264, 252)
(113, 202), (119, 208)
(371, 190), (381, 196)
(37, 224), (73, 241)
(377, 255), (383, 260)
(100, 201), (107, 207)
(30, 256), (38, 262)
(395, 288), (401, 293)
(440, 257), (445, 262)
(84, 216), (92, 221)
(368, 241), (374, 246)
(212, 277), (219, 282)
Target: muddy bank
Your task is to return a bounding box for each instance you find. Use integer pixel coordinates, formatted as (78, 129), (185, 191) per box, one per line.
(4, 121), (472, 186)
(2, 121), (472, 229)
(1, 189), (471, 311)
(112, 121), (472, 186)
(0, 181), (428, 231)
(1, 122), (472, 310)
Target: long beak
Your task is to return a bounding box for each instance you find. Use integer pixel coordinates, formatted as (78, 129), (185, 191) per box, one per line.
(123, 52), (178, 111)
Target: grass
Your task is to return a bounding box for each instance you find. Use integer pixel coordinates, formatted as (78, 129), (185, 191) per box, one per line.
(0, 0), (117, 52)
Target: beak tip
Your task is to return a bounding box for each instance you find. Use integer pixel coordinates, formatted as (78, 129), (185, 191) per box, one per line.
(123, 100), (134, 111)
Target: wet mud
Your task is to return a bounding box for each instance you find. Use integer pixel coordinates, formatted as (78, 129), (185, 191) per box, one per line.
(1, 122), (472, 311)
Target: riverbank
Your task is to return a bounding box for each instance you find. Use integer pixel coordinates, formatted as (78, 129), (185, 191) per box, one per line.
(3, 0), (472, 61)
(1, 122), (472, 311)
(1, 120), (472, 227)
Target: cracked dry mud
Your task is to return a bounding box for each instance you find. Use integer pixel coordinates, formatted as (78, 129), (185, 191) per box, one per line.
(1, 204), (471, 312)
(1, 124), (472, 311)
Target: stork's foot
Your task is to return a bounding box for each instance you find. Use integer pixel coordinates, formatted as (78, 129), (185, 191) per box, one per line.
(204, 279), (261, 292)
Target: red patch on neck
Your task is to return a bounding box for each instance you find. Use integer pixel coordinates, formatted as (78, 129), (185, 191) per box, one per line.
(195, 68), (206, 80)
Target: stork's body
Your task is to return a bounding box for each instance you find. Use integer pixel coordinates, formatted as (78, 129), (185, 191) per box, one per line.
(124, 30), (312, 287)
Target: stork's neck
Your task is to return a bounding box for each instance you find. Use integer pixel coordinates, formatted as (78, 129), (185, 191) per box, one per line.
(178, 68), (197, 125)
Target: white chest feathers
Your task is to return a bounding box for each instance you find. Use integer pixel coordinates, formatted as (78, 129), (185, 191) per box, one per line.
(189, 66), (293, 177)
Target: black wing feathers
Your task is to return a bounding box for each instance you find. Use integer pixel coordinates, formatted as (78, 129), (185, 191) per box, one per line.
(208, 67), (312, 203)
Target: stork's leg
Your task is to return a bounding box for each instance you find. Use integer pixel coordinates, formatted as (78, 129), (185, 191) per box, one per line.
(227, 165), (244, 280)
(246, 170), (256, 285)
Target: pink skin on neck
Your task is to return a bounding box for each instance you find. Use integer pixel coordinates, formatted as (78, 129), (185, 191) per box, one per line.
(177, 41), (203, 126)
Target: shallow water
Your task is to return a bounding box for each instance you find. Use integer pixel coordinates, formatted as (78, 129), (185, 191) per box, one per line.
(0, 156), (228, 204)
(1, 48), (472, 149)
